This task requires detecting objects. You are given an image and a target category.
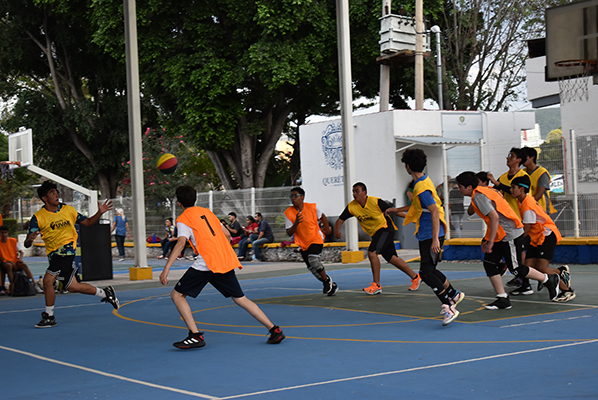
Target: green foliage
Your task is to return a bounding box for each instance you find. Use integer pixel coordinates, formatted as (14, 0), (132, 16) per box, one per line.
(120, 128), (220, 203)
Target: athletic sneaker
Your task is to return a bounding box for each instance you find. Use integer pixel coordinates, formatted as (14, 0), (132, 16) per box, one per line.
(537, 280), (544, 292)
(173, 331), (206, 349)
(485, 296), (512, 310)
(545, 274), (561, 301)
(267, 325), (285, 344)
(451, 291), (465, 306)
(499, 261), (508, 276)
(101, 286), (120, 310)
(558, 265), (571, 289)
(553, 289), (576, 302)
(363, 282), (382, 295)
(35, 312), (57, 328)
(408, 273), (421, 291)
(440, 304), (459, 326)
(509, 285), (533, 296)
(506, 276), (522, 288)
(323, 277), (339, 296)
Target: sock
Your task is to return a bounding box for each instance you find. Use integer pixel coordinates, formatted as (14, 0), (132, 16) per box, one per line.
(95, 288), (106, 298)
(45, 306), (54, 316)
(497, 293), (508, 298)
(446, 285), (457, 299)
(542, 274), (549, 283)
(436, 291), (452, 305)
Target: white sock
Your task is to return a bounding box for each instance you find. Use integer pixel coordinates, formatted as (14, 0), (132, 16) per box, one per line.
(95, 288), (106, 298)
(45, 306), (54, 316)
(497, 293), (508, 298)
(543, 274), (549, 283)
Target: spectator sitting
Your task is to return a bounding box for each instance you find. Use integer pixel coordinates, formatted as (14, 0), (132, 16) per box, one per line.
(237, 215), (259, 261)
(222, 212), (244, 245)
(157, 217), (178, 259)
(249, 212), (274, 262)
(0, 225), (42, 295)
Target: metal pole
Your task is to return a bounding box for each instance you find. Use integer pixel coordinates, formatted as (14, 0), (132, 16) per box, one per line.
(414, 0), (424, 109)
(442, 144), (450, 240)
(124, 0), (148, 268)
(380, 0), (391, 112)
(336, 0), (358, 251)
(431, 27), (443, 109)
(570, 129), (580, 238)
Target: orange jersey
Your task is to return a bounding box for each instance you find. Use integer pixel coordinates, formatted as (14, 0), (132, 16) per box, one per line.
(0, 237), (18, 263)
(519, 194), (561, 246)
(472, 186), (523, 242)
(177, 207), (242, 274)
(284, 203), (323, 251)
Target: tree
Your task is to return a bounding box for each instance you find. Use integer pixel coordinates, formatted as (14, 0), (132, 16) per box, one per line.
(92, 0), (400, 190)
(0, 0), (156, 198)
(436, 0), (567, 111)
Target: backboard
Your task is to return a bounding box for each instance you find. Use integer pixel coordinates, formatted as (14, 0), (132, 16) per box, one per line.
(8, 129), (33, 168)
(546, 0), (598, 81)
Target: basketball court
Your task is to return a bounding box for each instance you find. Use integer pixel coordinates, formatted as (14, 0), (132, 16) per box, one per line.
(1, 257), (597, 399)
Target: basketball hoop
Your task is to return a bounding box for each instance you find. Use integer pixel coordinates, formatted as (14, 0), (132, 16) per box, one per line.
(555, 59), (597, 103)
(0, 161), (20, 179)
(0, 160), (22, 169)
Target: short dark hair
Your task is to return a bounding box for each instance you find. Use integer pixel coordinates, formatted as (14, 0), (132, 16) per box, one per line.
(510, 147), (525, 165)
(476, 171), (489, 184)
(167, 217), (174, 224)
(352, 182), (367, 192)
(246, 215), (255, 223)
(255, 212), (262, 218)
(511, 175), (531, 193)
(290, 187), (305, 196)
(175, 185), (197, 208)
(401, 148), (427, 172)
(38, 180), (57, 200)
(522, 146), (538, 163)
(456, 171), (479, 189)
(228, 212), (237, 218)
(0, 225), (8, 232)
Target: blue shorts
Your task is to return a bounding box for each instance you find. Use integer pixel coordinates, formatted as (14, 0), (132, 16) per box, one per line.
(175, 269), (244, 298)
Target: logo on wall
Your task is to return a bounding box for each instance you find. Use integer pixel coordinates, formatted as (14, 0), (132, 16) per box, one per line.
(321, 122), (343, 170)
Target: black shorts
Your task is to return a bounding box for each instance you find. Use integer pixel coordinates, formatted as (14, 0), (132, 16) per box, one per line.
(483, 235), (524, 277)
(526, 232), (557, 261)
(46, 255), (78, 290)
(300, 243), (324, 267)
(175, 268), (244, 298)
(369, 226), (397, 262)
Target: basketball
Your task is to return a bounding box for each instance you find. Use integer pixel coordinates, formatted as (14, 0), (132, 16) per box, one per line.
(156, 153), (178, 174)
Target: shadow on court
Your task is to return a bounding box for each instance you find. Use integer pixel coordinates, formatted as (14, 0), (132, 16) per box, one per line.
(1, 261), (597, 399)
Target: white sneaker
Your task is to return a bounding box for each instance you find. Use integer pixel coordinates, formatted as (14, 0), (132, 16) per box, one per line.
(440, 304), (459, 326)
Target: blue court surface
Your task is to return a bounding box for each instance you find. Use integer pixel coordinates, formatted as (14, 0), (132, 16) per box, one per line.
(2, 259), (597, 399)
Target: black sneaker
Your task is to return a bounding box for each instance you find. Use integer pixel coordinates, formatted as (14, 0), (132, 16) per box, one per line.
(537, 280), (544, 292)
(509, 285), (533, 296)
(506, 276), (522, 287)
(545, 274), (561, 301)
(323, 276), (338, 296)
(173, 331), (206, 349)
(327, 282), (339, 296)
(101, 286), (120, 310)
(267, 325), (285, 344)
(558, 265), (571, 289)
(485, 296), (512, 310)
(35, 312), (57, 328)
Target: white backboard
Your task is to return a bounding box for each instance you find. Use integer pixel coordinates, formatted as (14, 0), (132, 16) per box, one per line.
(8, 129), (33, 168)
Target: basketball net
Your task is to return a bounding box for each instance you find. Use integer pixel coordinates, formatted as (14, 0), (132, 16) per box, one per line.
(555, 60), (597, 103)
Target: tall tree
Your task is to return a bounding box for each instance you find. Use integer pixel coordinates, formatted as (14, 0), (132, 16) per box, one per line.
(437, 0), (567, 111)
(92, 0), (394, 189)
(0, 0), (154, 198)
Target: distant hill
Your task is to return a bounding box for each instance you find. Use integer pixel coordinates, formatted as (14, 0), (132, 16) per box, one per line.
(521, 107), (561, 140)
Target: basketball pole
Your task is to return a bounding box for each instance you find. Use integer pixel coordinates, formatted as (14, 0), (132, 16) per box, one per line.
(124, 0), (150, 274)
(336, 0), (359, 254)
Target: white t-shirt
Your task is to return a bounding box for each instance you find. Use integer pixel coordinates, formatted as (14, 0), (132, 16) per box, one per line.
(522, 209), (552, 237)
(176, 221), (210, 271)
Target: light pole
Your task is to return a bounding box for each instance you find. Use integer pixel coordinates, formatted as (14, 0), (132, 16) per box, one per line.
(430, 25), (443, 109)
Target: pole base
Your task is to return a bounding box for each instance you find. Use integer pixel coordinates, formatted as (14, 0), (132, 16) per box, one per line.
(341, 250), (364, 264)
(129, 267), (153, 281)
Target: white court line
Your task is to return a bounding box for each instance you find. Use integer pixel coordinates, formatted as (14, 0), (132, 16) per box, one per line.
(0, 303), (101, 315)
(0, 345), (221, 400)
(220, 339), (598, 399)
(500, 314), (594, 328)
